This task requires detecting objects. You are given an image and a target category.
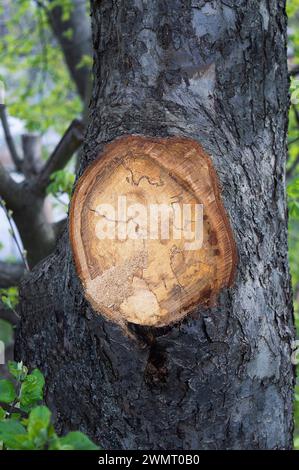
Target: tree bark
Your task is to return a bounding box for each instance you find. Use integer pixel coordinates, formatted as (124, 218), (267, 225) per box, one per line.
(15, 0), (295, 450)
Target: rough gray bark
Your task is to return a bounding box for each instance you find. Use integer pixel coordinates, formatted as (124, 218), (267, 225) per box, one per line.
(15, 0), (295, 449)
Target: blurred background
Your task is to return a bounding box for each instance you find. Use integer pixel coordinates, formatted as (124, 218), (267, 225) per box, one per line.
(0, 0), (91, 382)
(0, 0), (299, 448)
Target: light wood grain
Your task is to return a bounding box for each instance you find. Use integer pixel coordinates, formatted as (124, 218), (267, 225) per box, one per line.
(69, 136), (237, 327)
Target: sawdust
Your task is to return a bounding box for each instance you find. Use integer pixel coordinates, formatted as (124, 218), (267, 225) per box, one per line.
(86, 250), (148, 311)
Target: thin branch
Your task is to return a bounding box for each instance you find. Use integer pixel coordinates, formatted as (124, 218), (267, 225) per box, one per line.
(35, 119), (84, 192)
(0, 162), (23, 210)
(288, 136), (299, 146)
(0, 198), (30, 271)
(0, 401), (27, 418)
(34, 0), (48, 10)
(0, 261), (26, 288)
(0, 104), (23, 171)
(53, 194), (68, 207)
(0, 302), (19, 327)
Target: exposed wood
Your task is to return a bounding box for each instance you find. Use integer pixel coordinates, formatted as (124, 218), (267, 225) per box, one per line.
(70, 135), (237, 327)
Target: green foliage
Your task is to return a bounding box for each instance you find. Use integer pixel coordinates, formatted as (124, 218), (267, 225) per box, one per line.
(0, 380), (16, 404)
(52, 431), (99, 450)
(0, 419), (31, 450)
(0, 320), (13, 347)
(288, 177), (299, 212)
(20, 369), (45, 412)
(0, 287), (19, 311)
(48, 0), (73, 22)
(288, 135), (299, 451)
(0, 362), (99, 450)
(77, 54), (93, 70)
(287, 0), (299, 451)
(8, 361), (28, 382)
(287, 0), (299, 19)
(0, 287), (19, 348)
(47, 169), (75, 198)
(288, 1), (299, 68)
(0, 0), (82, 133)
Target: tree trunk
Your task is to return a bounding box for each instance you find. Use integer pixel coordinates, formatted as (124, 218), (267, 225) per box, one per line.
(15, 0), (295, 450)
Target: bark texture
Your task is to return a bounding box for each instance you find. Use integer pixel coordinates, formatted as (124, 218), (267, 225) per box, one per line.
(15, 0), (295, 449)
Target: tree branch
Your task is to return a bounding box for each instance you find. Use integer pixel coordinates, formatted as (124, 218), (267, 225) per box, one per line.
(0, 162), (23, 210)
(0, 199), (30, 271)
(22, 134), (42, 177)
(53, 218), (67, 239)
(0, 297), (20, 327)
(0, 310), (18, 326)
(0, 262), (26, 289)
(34, 119), (84, 192)
(289, 64), (299, 77)
(0, 401), (26, 417)
(44, 0), (92, 101)
(0, 105), (23, 172)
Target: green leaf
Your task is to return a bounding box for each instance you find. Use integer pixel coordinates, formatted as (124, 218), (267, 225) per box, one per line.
(76, 54), (92, 70)
(56, 431), (99, 450)
(0, 319), (13, 346)
(20, 369), (45, 411)
(47, 169), (75, 198)
(63, 28), (73, 40)
(288, 177), (299, 199)
(0, 379), (16, 404)
(287, 0), (299, 18)
(27, 406), (51, 448)
(0, 287), (19, 310)
(289, 200), (299, 219)
(0, 419), (34, 450)
(0, 407), (6, 420)
(0, 419), (25, 435)
(8, 361), (28, 382)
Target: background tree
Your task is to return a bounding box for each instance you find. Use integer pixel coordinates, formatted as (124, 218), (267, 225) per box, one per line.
(9, 0), (296, 450)
(0, 0), (91, 377)
(0, 0), (91, 273)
